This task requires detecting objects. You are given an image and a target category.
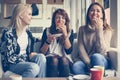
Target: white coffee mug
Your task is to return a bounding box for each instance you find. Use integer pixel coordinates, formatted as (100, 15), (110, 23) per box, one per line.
(9, 74), (22, 80)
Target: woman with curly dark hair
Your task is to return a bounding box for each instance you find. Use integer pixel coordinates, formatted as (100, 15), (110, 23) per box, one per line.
(40, 8), (74, 77)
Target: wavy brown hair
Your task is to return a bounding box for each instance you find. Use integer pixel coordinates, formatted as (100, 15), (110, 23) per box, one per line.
(86, 2), (112, 30)
(50, 8), (71, 34)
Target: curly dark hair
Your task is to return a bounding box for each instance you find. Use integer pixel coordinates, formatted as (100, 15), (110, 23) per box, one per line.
(50, 8), (71, 34)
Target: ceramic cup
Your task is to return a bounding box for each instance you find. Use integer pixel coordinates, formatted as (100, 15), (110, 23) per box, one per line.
(94, 66), (105, 78)
(9, 74), (22, 80)
(90, 68), (102, 80)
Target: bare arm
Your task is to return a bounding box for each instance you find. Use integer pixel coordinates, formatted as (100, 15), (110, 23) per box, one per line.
(64, 30), (74, 54)
(40, 29), (49, 54)
(64, 36), (71, 49)
(40, 33), (56, 54)
(40, 41), (50, 54)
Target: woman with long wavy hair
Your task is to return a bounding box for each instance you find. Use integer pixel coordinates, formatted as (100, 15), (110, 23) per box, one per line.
(40, 8), (74, 77)
(72, 2), (113, 75)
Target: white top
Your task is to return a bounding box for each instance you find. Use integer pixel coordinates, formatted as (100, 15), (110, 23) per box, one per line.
(46, 28), (71, 57)
(17, 31), (28, 56)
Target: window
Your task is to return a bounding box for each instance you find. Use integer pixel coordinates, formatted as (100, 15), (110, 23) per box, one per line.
(47, 0), (63, 4)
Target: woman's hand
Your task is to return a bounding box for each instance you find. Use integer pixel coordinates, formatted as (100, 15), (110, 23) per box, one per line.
(56, 22), (68, 38)
(46, 34), (56, 44)
(29, 52), (37, 59)
(92, 18), (103, 31)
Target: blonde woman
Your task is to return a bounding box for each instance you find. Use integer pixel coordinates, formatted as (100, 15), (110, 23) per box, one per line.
(0, 4), (46, 77)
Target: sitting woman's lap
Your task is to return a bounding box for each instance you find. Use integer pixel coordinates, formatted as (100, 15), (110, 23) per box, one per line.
(46, 56), (70, 77)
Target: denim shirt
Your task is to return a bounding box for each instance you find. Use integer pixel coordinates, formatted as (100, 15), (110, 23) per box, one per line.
(0, 27), (35, 72)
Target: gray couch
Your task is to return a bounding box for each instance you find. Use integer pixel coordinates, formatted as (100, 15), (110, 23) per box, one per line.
(0, 39), (119, 78)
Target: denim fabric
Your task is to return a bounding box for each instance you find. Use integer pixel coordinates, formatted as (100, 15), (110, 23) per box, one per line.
(30, 54), (46, 77)
(90, 53), (110, 69)
(72, 61), (89, 74)
(72, 53), (110, 75)
(9, 54), (46, 78)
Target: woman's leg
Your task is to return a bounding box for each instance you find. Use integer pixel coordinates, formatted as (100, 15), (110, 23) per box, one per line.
(46, 56), (59, 77)
(30, 54), (46, 77)
(9, 62), (40, 78)
(72, 61), (88, 75)
(58, 57), (70, 77)
(90, 53), (109, 69)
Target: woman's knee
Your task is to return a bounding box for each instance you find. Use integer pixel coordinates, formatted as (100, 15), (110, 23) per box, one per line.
(72, 61), (86, 74)
(34, 54), (46, 63)
(90, 53), (107, 67)
(52, 57), (59, 66)
(91, 53), (104, 61)
(27, 63), (40, 76)
(47, 56), (58, 66)
(59, 57), (69, 65)
(73, 61), (85, 69)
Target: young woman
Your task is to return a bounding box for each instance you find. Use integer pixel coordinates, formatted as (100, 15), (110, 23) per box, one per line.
(72, 2), (113, 75)
(0, 4), (46, 77)
(40, 9), (74, 77)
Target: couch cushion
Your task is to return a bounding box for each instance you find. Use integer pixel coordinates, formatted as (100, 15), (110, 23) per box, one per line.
(0, 54), (3, 77)
(33, 41), (41, 53)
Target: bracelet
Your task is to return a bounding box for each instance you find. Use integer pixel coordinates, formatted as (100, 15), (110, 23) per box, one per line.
(64, 36), (68, 41)
(45, 40), (51, 45)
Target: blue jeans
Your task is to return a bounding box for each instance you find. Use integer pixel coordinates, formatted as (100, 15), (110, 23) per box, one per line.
(9, 54), (46, 78)
(72, 53), (110, 75)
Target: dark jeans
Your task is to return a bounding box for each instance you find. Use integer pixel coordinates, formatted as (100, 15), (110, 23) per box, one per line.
(46, 56), (70, 77)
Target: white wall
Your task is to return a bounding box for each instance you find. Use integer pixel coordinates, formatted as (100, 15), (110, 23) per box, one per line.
(117, 0), (120, 49)
(117, 0), (120, 77)
(110, 0), (117, 48)
(110, 0), (120, 77)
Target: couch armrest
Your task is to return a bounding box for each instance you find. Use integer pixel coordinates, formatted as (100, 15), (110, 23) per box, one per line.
(0, 54), (3, 77)
(107, 48), (118, 71)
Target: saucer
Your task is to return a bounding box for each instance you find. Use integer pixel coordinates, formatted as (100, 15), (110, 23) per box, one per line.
(73, 74), (90, 80)
(54, 33), (63, 37)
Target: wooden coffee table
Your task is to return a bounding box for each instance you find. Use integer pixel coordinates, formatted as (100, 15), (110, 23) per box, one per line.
(22, 78), (66, 80)
(1, 78), (66, 80)
(2, 77), (120, 80)
(21, 77), (120, 80)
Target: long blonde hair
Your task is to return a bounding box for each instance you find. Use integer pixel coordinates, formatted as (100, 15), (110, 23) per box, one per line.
(8, 4), (31, 28)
